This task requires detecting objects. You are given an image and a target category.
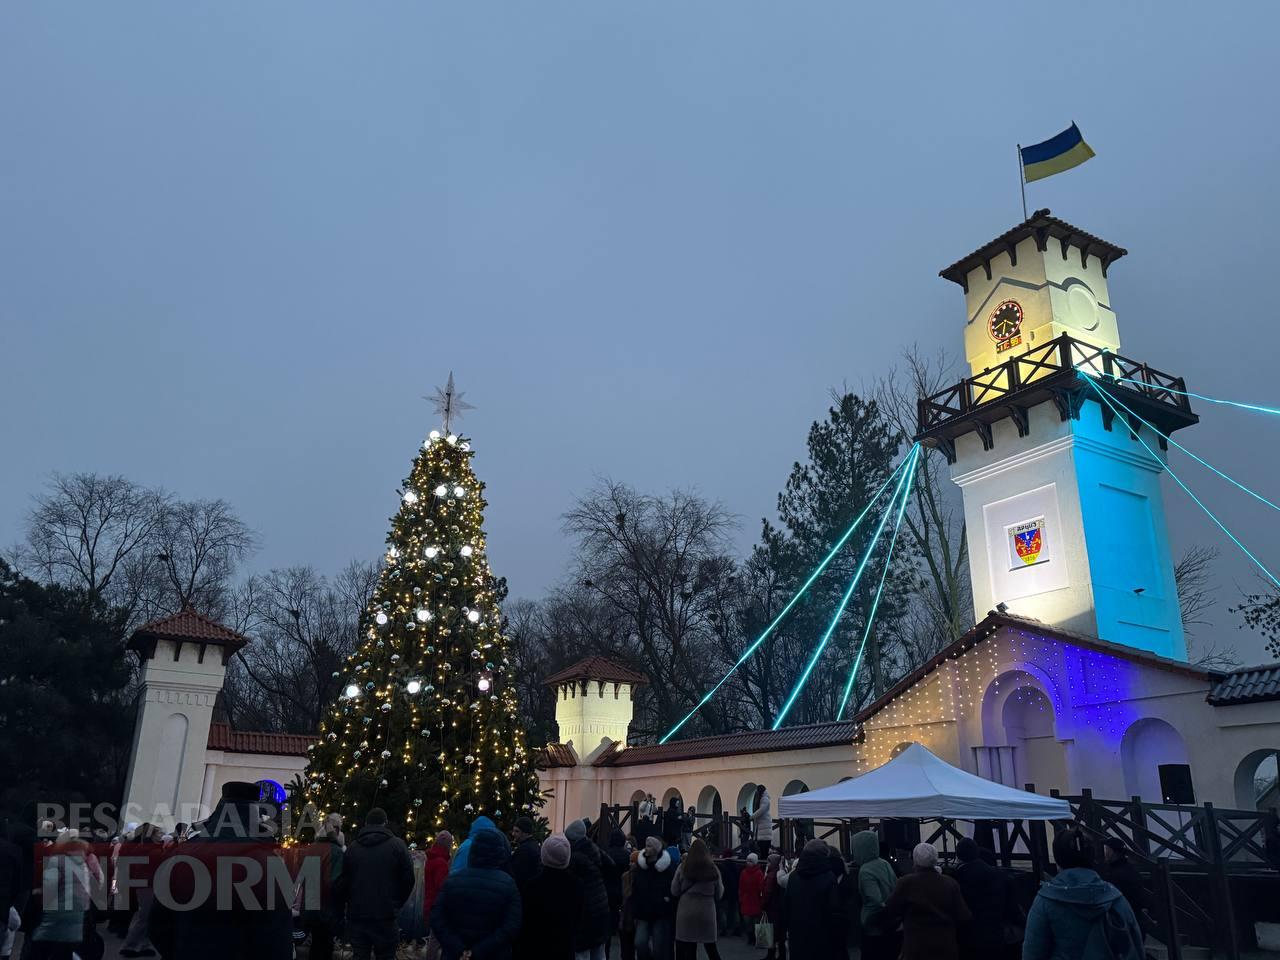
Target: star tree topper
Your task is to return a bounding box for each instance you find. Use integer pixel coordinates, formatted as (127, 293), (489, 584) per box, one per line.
(426, 372), (475, 433)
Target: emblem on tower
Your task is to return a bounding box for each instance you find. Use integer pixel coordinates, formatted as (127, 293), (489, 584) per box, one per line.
(1009, 518), (1046, 567)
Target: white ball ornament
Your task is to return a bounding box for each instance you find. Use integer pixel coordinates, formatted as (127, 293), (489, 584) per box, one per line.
(416, 608), (431, 622)
(402, 490), (418, 505)
(375, 611), (389, 626)
(467, 610), (482, 623)
(424, 546), (440, 559)
(460, 545), (474, 558)
(344, 684), (360, 699)
(453, 485), (465, 497)
(429, 430), (441, 440)
(406, 679), (422, 695)
(434, 484), (448, 497)
(446, 435), (458, 445)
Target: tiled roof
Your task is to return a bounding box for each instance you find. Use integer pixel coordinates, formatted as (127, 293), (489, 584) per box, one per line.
(850, 610), (1212, 725)
(535, 743), (579, 769)
(1208, 664), (1280, 706)
(207, 723), (316, 757)
(543, 657), (649, 687)
(939, 208), (1128, 289)
(593, 721), (860, 767)
(128, 605), (250, 652)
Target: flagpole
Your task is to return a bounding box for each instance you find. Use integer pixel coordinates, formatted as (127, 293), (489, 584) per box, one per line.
(1017, 144), (1028, 220)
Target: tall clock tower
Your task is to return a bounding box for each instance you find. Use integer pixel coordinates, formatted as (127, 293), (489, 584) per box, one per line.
(917, 210), (1196, 661)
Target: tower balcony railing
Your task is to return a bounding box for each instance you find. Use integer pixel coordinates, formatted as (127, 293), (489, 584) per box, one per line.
(915, 334), (1197, 461)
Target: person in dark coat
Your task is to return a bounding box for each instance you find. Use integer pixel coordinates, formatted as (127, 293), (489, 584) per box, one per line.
(881, 842), (972, 960)
(630, 837), (675, 960)
(952, 838), (1020, 960)
(515, 834), (581, 960)
(1023, 829), (1143, 960)
(161, 781), (293, 960)
(302, 820), (347, 960)
(603, 829), (631, 940)
(1099, 838), (1152, 935)
(430, 829), (521, 960)
(661, 800), (682, 848)
(781, 839), (841, 959)
(759, 854), (785, 960)
(341, 808), (416, 960)
(508, 818), (541, 889)
(566, 819), (612, 959)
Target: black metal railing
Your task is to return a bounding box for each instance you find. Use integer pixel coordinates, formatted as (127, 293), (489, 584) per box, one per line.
(916, 334), (1192, 437)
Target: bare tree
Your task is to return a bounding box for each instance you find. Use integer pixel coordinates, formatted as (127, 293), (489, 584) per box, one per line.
(153, 498), (258, 618)
(225, 561), (377, 733)
(875, 348), (973, 650)
(563, 481), (745, 739)
(21, 472), (168, 615)
(1174, 545), (1241, 669)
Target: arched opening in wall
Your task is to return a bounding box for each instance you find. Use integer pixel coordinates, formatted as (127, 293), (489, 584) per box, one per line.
(697, 785), (722, 822)
(630, 789), (648, 806)
(782, 779), (813, 846)
(661, 787), (684, 810)
(891, 742), (916, 759)
(735, 782), (759, 816)
(984, 670), (1067, 794)
(1120, 718), (1192, 803)
(1233, 749), (1280, 810)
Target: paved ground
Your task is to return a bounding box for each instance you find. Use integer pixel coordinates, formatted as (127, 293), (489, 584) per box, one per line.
(17, 926), (776, 959)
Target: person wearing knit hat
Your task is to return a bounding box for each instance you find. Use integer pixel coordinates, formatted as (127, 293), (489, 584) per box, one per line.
(510, 816), (542, 888)
(565, 818), (588, 843)
(541, 833), (571, 869)
(514, 833), (580, 959)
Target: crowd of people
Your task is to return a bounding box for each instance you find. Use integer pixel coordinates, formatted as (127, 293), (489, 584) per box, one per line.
(0, 783), (1157, 960)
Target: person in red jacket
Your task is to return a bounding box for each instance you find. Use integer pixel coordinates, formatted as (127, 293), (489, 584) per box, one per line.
(738, 852), (764, 945)
(422, 831), (452, 926)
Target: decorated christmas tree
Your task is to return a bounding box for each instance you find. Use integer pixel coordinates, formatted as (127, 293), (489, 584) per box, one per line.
(304, 377), (540, 840)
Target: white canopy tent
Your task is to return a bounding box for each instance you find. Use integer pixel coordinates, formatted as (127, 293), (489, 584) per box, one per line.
(775, 743), (1071, 820)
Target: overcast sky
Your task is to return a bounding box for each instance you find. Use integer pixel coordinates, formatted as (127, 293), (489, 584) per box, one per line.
(3, 2), (1277, 662)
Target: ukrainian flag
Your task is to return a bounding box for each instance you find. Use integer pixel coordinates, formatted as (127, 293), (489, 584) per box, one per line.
(1020, 123), (1095, 183)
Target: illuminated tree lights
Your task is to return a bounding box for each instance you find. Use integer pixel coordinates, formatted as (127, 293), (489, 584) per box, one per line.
(303, 430), (540, 841)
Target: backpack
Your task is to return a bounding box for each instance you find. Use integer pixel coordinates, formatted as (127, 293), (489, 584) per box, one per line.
(1085, 900), (1141, 960)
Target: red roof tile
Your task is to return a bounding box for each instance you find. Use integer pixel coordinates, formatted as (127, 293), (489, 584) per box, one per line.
(535, 743), (579, 769)
(594, 720), (859, 767)
(207, 723), (316, 757)
(128, 605), (250, 652)
(544, 657), (648, 687)
(939, 209), (1128, 290)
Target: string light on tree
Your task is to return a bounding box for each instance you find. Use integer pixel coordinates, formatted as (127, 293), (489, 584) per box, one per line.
(303, 375), (541, 841)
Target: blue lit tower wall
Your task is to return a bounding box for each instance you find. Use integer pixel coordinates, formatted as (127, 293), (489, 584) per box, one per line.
(932, 213), (1189, 662)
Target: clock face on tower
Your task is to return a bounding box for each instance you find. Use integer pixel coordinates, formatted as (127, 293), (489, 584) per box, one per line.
(988, 299), (1024, 345)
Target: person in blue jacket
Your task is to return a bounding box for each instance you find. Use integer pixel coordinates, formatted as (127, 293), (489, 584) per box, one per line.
(1023, 827), (1144, 960)
(451, 815), (510, 874)
(430, 829), (522, 960)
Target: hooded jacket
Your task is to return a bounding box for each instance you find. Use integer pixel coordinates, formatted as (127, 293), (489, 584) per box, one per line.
(452, 816), (510, 874)
(751, 791), (772, 844)
(342, 822), (417, 922)
(423, 841), (451, 922)
(852, 830), (897, 933)
(430, 830), (522, 960)
(1023, 867), (1144, 960)
(629, 849), (674, 921)
(782, 842), (841, 959)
